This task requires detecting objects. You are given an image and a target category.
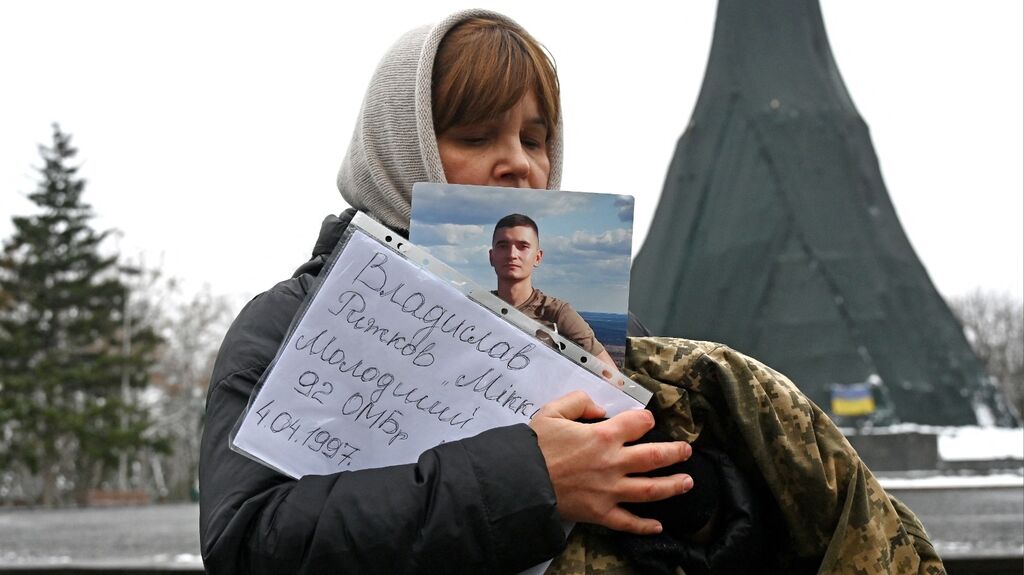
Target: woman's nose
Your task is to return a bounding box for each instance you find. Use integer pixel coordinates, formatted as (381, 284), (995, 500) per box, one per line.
(494, 141), (531, 185)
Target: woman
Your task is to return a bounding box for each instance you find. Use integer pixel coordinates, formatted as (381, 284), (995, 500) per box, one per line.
(199, 10), (693, 574)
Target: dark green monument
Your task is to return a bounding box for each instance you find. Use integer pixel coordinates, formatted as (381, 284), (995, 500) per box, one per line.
(630, 0), (1016, 426)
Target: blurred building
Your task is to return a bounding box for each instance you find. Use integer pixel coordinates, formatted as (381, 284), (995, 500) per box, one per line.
(630, 0), (1016, 426)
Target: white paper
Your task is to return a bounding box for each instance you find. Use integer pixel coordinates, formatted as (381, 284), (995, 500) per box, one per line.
(232, 229), (644, 478)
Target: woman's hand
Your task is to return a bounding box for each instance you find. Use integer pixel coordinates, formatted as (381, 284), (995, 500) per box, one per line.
(529, 391), (694, 535)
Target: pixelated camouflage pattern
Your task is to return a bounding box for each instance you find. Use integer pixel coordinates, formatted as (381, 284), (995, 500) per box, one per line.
(546, 337), (945, 575)
(546, 523), (647, 575)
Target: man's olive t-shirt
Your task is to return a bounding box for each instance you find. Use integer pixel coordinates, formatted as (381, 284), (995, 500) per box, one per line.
(501, 288), (606, 357)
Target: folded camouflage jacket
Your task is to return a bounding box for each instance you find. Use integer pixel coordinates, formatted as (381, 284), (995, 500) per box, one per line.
(546, 337), (945, 575)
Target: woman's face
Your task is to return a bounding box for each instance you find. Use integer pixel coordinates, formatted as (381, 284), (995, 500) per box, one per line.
(436, 92), (551, 189)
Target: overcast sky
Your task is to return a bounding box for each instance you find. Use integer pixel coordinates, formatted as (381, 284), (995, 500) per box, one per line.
(1, 1), (1021, 315)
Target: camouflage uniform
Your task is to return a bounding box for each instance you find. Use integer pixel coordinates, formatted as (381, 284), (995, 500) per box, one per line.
(547, 337), (945, 575)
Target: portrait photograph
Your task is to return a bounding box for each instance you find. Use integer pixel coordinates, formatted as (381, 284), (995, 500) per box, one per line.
(410, 183), (634, 367)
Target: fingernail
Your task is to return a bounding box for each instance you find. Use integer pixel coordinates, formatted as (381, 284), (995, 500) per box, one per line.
(681, 475), (694, 491)
(650, 522), (663, 535)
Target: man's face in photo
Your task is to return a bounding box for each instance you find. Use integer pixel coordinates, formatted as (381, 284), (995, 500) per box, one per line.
(489, 225), (543, 282)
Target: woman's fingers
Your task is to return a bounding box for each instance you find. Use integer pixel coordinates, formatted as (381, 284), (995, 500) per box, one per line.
(595, 410), (692, 474)
(536, 390), (607, 421)
(598, 505), (666, 535)
(531, 393), (696, 535)
(617, 473), (695, 503)
(621, 438), (693, 474)
(597, 408), (655, 441)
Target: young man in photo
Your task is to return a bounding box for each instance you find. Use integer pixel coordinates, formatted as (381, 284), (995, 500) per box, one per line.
(489, 213), (618, 370)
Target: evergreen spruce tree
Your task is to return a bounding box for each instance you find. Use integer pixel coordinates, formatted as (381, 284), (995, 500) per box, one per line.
(0, 124), (161, 505)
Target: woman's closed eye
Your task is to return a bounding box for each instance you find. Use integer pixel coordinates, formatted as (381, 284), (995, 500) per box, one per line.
(520, 123), (548, 151)
(459, 135), (490, 146)
(521, 136), (543, 150)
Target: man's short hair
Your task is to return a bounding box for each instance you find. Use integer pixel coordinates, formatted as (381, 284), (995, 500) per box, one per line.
(493, 213), (539, 242)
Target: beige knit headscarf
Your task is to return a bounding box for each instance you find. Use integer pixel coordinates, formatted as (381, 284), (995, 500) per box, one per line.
(336, 9), (564, 231)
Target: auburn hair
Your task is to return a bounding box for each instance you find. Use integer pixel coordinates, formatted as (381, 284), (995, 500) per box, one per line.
(432, 17), (560, 139)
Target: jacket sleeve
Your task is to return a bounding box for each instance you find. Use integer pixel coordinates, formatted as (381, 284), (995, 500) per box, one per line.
(199, 284), (566, 574)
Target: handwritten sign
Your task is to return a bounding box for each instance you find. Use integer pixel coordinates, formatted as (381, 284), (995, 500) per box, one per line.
(231, 227), (645, 478)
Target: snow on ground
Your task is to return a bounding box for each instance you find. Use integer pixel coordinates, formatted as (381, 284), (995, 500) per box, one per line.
(937, 426), (1024, 461)
(174, 553), (203, 565)
(879, 472), (1024, 490)
(149, 553), (203, 566)
(841, 424), (1024, 461)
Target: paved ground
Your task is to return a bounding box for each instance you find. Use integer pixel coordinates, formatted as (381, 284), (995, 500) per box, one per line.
(888, 486), (1023, 558)
(0, 487), (1020, 567)
(0, 504), (200, 567)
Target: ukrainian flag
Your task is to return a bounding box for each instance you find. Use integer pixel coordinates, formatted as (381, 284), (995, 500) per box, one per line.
(831, 384), (875, 416)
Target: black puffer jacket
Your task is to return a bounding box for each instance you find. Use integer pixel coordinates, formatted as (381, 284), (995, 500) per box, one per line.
(199, 211), (567, 574)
